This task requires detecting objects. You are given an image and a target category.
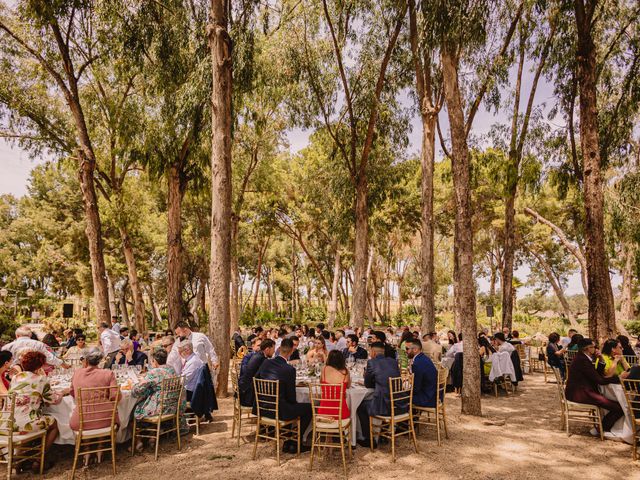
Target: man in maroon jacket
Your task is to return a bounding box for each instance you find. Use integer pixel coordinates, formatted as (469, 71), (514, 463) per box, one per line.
(565, 338), (623, 433)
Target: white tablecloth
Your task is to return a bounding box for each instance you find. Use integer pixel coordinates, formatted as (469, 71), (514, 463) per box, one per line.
(296, 385), (373, 446)
(45, 390), (138, 445)
(600, 384), (633, 444)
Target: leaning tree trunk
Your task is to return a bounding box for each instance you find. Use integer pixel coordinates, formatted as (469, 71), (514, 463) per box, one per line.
(230, 219), (240, 333)
(146, 284), (162, 331)
(107, 274), (117, 318)
(167, 163), (185, 330)
(352, 174), (369, 329)
(119, 225), (146, 333)
(328, 249), (341, 329)
(574, 0), (617, 340)
(442, 48), (481, 416)
(119, 283), (130, 327)
(208, 0), (232, 396)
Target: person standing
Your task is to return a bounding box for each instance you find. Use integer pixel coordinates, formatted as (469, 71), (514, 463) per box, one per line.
(174, 321), (219, 369)
(111, 315), (121, 335)
(99, 322), (121, 368)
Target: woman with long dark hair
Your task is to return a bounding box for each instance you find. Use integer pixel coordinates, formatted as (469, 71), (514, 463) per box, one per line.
(318, 350), (351, 419)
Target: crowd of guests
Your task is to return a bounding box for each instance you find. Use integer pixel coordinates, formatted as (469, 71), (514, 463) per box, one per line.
(0, 318), (218, 471)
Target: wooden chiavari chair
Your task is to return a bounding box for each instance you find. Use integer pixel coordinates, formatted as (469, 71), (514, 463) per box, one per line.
(71, 385), (120, 479)
(413, 367), (449, 445)
(131, 376), (183, 460)
(515, 344), (528, 374)
(621, 378), (640, 460)
(369, 374), (418, 462)
(308, 382), (351, 476)
(252, 378), (301, 465)
(551, 367), (603, 440)
(231, 359), (254, 445)
(0, 393), (46, 479)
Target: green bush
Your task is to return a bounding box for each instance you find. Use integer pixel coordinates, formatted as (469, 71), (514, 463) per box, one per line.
(626, 320), (640, 336)
(303, 306), (326, 324)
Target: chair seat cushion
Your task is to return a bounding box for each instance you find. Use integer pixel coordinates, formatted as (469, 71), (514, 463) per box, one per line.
(140, 413), (178, 423)
(314, 418), (351, 431)
(0, 430), (46, 445)
(259, 416), (298, 427)
(77, 426), (115, 439)
(566, 401), (597, 410)
(373, 412), (411, 422)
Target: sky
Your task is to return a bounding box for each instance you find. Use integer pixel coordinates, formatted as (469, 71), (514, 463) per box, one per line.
(0, 63), (621, 300)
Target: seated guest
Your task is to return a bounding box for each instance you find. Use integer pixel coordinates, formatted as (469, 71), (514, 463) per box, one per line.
(239, 339), (275, 407)
(115, 338), (148, 367)
(306, 336), (329, 364)
(508, 330), (523, 345)
(319, 350), (351, 419)
(343, 334), (368, 361)
(232, 329), (245, 353)
(617, 335), (636, 358)
(493, 333), (515, 353)
(131, 348), (183, 422)
(567, 334), (583, 352)
(398, 330), (415, 370)
(356, 342), (401, 447)
(289, 336), (301, 362)
(421, 333), (442, 362)
(334, 330), (348, 351)
(63, 329), (76, 349)
(321, 330), (337, 352)
(546, 332), (566, 377)
(241, 337), (262, 370)
(177, 340), (204, 401)
(64, 334), (89, 360)
(255, 338), (312, 453)
(406, 339), (438, 408)
(565, 338), (623, 434)
(161, 335), (182, 375)
(8, 351), (61, 467)
(596, 339), (631, 378)
(370, 330), (396, 359)
(0, 351), (12, 394)
(120, 327), (130, 340)
(2, 326), (68, 369)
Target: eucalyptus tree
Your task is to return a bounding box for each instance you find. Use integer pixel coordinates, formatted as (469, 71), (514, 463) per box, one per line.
(431, 0), (523, 415)
(286, 0), (409, 328)
(0, 0), (117, 324)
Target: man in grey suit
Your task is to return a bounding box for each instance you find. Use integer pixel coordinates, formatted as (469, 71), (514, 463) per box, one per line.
(356, 342), (401, 447)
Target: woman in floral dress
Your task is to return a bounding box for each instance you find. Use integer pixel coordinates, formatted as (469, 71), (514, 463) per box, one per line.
(131, 348), (184, 420)
(7, 351), (62, 466)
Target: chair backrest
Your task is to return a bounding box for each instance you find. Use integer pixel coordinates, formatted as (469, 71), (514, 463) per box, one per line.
(565, 350), (577, 367)
(624, 355), (639, 367)
(308, 382), (345, 424)
(388, 374), (413, 418)
(621, 378), (640, 430)
(551, 367), (566, 401)
(515, 344), (526, 361)
(231, 361), (241, 395)
(0, 393), (17, 446)
(76, 385), (120, 433)
(254, 378), (279, 421)
(436, 367), (448, 406)
(158, 376), (183, 416)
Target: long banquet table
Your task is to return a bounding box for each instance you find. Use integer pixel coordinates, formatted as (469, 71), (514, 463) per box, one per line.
(295, 382), (373, 446)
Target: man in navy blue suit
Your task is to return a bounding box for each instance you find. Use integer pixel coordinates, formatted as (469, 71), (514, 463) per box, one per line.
(405, 338), (438, 408)
(255, 338), (311, 453)
(342, 334), (368, 361)
(356, 342), (401, 447)
(239, 339), (275, 407)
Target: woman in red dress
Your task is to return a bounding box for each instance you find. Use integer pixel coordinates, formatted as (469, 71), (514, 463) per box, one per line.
(318, 350), (351, 419)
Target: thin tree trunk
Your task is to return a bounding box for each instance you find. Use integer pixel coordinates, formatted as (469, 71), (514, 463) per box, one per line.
(167, 163), (185, 329)
(252, 238), (269, 312)
(328, 249), (341, 329)
(118, 225), (146, 333)
(107, 274), (117, 318)
(146, 284), (161, 331)
(230, 219), (240, 333)
(442, 48), (481, 416)
(208, 0), (232, 396)
(119, 284), (130, 327)
(621, 244), (636, 321)
(574, 0), (616, 340)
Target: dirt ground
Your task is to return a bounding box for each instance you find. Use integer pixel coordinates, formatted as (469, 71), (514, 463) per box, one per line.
(17, 372), (640, 480)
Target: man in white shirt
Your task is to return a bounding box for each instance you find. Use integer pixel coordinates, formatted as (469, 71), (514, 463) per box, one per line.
(99, 322), (121, 368)
(161, 335), (182, 375)
(173, 321), (219, 368)
(2, 326), (68, 368)
(177, 339), (204, 397)
(110, 315), (121, 334)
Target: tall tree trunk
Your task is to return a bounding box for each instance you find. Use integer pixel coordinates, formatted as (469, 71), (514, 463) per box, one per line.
(119, 283), (130, 327)
(167, 163), (185, 329)
(146, 284), (161, 331)
(529, 248), (579, 328)
(252, 238), (269, 312)
(118, 225), (146, 333)
(442, 48), (481, 416)
(230, 219), (240, 333)
(352, 175), (369, 329)
(408, 0), (437, 334)
(621, 244), (636, 321)
(107, 274), (117, 318)
(574, 0), (616, 340)
(328, 249), (341, 329)
(208, 0), (232, 396)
